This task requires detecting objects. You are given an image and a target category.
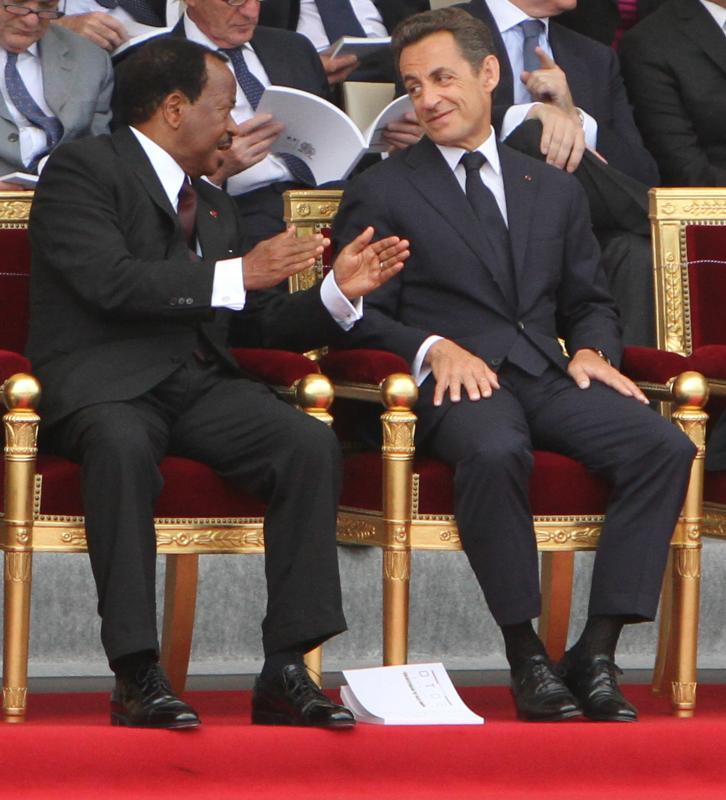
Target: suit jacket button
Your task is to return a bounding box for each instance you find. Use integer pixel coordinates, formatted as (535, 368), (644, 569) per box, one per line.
(185, 297), (193, 305)
(8, 132), (19, 143)
(490, 357), (502, 366)
(169, 298), (177, 306)
(517, 321), (525, 331)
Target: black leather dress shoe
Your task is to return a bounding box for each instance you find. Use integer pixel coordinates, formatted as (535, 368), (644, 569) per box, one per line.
(559, 653), (638, 722)
(111, 662), (201, 729)
(252, 664), (356, 728)
(510, 654), (582, 721)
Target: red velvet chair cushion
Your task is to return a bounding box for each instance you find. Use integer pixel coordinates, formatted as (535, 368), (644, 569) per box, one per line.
(341, 450), (609, 517)
(0, 228), (31, 355)
(230, 348), (319, 386)
(0, 455), (266, 519)
(321, 350), (411, 385)
(0, 350), (31, 383)
(705, 470), (726, 505)
(621, 346), (689, 384)
(686, 225), (726, 350)
(688, 345), (726, 380)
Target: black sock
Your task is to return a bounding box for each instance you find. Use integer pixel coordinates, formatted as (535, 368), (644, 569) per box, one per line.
(568, 614), (627, 662)
(260, 649), (304, 681)
(110, 649), (158, 681)
(500, 620), (547, 673)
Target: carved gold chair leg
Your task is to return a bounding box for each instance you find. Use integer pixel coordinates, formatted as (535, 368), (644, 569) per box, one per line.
(666, 371), (707, 717)
(160, 553), (199, 695)
(2, 374), (41, 723)
(383, 547), (411, 665)
(304, 646), (323, 686)
(538, 550), (575, 661)
(652, 551), (674, 695)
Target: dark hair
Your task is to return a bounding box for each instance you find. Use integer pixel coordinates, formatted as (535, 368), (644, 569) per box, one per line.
(114, 37), (228, 126)
(392, 7), (496, 76)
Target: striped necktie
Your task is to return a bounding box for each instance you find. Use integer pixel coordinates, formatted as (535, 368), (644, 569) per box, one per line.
(222, 47), (315, 186)
(4, 52), (63, 168)
(315, 0), (366, 42)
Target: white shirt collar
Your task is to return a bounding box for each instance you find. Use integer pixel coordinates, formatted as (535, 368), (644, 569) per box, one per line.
(183, 12), (254, 53)
(436, 127), (502, 176)
(486, 0), (550, 36)
(129, 126), (186, 210)
(701, 0), (726, 32)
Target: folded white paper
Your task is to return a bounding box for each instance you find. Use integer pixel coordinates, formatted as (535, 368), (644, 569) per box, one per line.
(328, 35), (391, 61)
(256, 86), (413, 184)
(0, 172), (37, 189)
(341, 662), (485, 725)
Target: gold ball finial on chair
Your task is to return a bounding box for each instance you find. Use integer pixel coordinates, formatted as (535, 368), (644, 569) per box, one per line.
(670, 371), (709, 410)
(1, 373), (41, 412)
(381, 373), (418, 411)
(296, 373), (334, 412)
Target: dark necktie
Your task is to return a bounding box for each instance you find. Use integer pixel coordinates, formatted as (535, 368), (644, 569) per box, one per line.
(519, 18), (545, 73)
(460, 151), (517, 307)
(222, 47), (315, 186)
(177, 179), (199, 258)
(95, 0), (166, 26)
(4, 52), (63, 168)
(315, 0), (366, 42)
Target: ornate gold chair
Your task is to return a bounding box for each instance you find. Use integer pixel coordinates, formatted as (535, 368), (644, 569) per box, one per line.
(284, 189), (709, 718)
(0, 191), (333, 722)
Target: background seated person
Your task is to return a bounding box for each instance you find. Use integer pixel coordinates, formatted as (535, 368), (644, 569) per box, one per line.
(333, 7), (695, 724)
(620, 0), (726, 187)
(27, 36), (408, 730)
(54, 0), (173, 52)
(0, 0), (113, 189)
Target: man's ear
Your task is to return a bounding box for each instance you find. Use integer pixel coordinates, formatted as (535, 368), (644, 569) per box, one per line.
(160, 91), (189, 131)
(480, 54), (500, 94)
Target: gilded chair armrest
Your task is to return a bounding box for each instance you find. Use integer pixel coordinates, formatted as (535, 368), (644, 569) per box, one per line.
(229, 347), (319, 388)
(0, 351), (31, 387)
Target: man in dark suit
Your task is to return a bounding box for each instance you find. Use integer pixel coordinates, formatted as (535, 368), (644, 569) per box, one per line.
(456, 0), (660, 346)
(620, 0), (726, 187)
(556, 0), (666, 46)
(258, 0), (429, 83)
(334, 7), (695, 722)
(0, 0), (113, 188)
(27, 36), (408, 729)
(56, 0), (172, 52)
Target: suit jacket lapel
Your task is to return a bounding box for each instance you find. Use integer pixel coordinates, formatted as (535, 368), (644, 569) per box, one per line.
(252, 28), (295, 86)
(38, 27), (73, 127)
(548, 26), (593, 111)
(405, 138), (515, 311)
(678, 0), (726, 77)
(499, 145), (537, 298)
(195, 180), (232, 261)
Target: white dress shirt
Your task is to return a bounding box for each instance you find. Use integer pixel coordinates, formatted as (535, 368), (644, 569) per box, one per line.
(129, 128), (361, 327)
(298, 0), (387, 51)
(183, 13), (296, 196)
(411, 129), (506, 385)
(486, 0), (597, 148)
(0, 44), (55, 170)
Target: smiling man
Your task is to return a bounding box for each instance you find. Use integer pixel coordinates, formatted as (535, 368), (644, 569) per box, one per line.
(333, 7), (695, 723)
(27, 36), (408, 729)
(0, 0), (112, 187)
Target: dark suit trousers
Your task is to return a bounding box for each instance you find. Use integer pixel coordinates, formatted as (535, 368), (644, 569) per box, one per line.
(44, 357), (347, 663)
(422, 363), (695, 627)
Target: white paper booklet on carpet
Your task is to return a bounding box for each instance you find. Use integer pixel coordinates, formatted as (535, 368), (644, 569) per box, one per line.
(256, 86), (412, 184)
(341, 662), (484, 725)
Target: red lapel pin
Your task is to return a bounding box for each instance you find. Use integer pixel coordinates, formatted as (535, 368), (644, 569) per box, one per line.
(209, 209), (219, 218)
(524, 175), (533, 182)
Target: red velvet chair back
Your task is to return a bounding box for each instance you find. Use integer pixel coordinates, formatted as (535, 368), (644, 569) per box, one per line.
(0, 195), (32, 355)
(685, 225), (726, 350)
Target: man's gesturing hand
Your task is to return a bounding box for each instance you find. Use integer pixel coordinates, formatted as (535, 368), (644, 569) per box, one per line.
(333, 226), (409, 299)
(54, 13), (127, 51)
(426, 339), (500, 407)
(568, 349), (648, 403)
(521, 49), (576, 113)
(243, 227), (328, 290)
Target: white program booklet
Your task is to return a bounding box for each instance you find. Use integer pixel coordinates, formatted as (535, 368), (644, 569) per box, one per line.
(0, 172), (37, 189)
(256, 86), (413, 184)
(341, 662), (485, 726)
(328, 35), (392, 61)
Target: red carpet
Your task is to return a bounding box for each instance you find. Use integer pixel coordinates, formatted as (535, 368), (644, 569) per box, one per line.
(2, 685), (726, 799)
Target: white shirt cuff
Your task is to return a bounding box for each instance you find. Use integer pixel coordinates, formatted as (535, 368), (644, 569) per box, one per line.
(212, 257), (246, 310)
(578, 109), (598, 150)
(412, 335), (444, 387)
(500, 103), (598, 150)
(320, 271), (362, 330)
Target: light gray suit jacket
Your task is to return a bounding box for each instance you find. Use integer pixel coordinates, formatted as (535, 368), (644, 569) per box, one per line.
(0, 26), (113, 174)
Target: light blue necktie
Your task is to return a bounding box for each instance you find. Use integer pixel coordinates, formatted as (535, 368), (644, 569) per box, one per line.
(519, 19), (545, 73)
(315, 0), (366, 42)
(222, 47), (315, 186)
(4, 52), (63, 168)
